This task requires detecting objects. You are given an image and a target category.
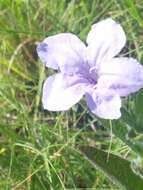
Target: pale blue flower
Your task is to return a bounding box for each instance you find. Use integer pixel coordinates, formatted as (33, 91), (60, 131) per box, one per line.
(37, 18), (143, 119)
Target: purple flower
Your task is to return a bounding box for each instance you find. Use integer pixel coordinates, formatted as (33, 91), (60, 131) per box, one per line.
(37, 18), (143, 119)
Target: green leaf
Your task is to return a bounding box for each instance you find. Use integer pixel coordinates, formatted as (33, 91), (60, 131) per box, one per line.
(135, 92), (143, 115)
(79, 146), (143, 190)
(100, 119), (143, 156)
(112, 121), (143, 156)
(121, 107), (143, 134)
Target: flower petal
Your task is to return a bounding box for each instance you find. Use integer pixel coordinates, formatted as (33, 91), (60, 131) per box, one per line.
(37, 33), (88, 74)
(98, 58), (143, 96)
(86, 18), (126, 67)
(85, 89), (121, 119)
(42, 73), (88, 111)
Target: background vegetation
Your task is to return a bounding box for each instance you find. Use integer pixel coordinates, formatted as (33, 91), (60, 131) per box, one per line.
(1, 0), (143, 189)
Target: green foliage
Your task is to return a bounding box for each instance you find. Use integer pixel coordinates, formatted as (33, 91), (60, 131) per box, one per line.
(80, 146), (143, 190)
(1, 0), (143, 189)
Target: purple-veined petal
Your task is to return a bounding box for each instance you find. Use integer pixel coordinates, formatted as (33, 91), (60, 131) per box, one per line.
(85, 89), (121, 119)
(86, 18), (126, 67)
(42, 73), (88, 111)
(97, 57), (143, 96)
(37, 42), (58, 69)
(37, 33), (88, 74)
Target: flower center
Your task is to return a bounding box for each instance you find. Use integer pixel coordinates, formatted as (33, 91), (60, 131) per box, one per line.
(88, 66), (98, 85)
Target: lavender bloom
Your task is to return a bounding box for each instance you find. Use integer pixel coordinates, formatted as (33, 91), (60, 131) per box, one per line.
(37, 18), (143, 119)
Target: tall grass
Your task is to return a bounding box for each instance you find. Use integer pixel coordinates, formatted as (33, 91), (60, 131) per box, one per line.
(0, 0), (143, 189)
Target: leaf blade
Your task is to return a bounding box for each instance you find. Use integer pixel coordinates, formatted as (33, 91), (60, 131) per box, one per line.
(79, 146), (143, 190)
